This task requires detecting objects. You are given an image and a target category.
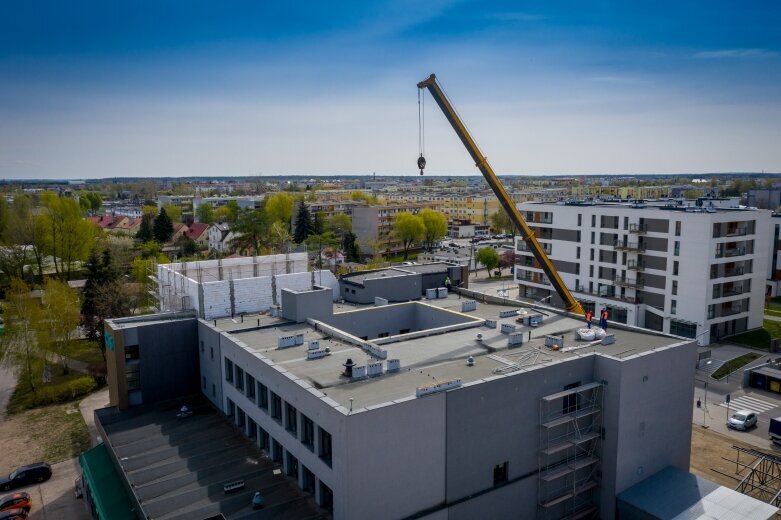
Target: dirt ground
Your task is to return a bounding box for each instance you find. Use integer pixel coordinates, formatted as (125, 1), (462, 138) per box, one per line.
(690, 424), (771, 488)
(0, 402), (90, 476)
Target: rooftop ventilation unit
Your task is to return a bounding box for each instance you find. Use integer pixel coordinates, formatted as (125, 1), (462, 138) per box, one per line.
(508, 332), (524, 346)
(367, 361), (383, 377)
(426, 288), (438, 299)
(437, 287), (448, 299)
(307, 349), (328, 360)
(277, 335), (297, 349)
(461, 300), (477, 312)
(343, 358), (356, 377)
(374, 297), (389, 306)
(485, 319), (497, 329)
(308, 340), (320, 350)
(386, 359), (401, 372)
(295, 333), (304, 345)
(351, 365), (367, 379)
(545, 335), (564, 349)
(467, 356), (475, 366)
(269, 305), (281, 317)
(523, 314), (544, 327)
(499, 309), (519, 318)
(501, 323), (517, 334)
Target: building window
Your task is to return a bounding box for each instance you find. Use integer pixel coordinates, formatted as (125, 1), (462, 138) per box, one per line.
(210, 346), (214, 360)
(591, 214), (596, 227)
(624, 216), (629, 230)
(246, 374), (256, 402)
(235, 366), (245, 392)
(236, 407), (246, 429)
(285, 403), (298, 435)
(590, 249), (594, 261)
(672, 280), (677, 296)
(224, 358), (234, 383)
(590, 231), (595, 244)
(708, 304), (715, 319)
(673, 261), (679, 276)
(271, 392), (283, 422)
(226, 398), (235, 418)
(578, 214), (582, 226)
(286, 451), (299, 479)
(675, 221), (681, 236)
(258, 382), (269, 410)
(576, 247), (580, 259)
(200, 341), (204, 353)
(272, 438), (283, 463)
(302, 465), (316, 494)
(319, 427), (333, 466)
(670, 320), (697, 339)
(674, 241), (680, 256)
(493, 462), (509, 485)
(259, 427), (270, 451)
(671, 300), (677, 315)
(302, 414), (315, 450)
(319, 481), (334, 513)
(589, 265), (594, 277)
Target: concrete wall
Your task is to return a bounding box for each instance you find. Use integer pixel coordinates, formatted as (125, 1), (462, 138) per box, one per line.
(341, 273), (422, 304)
(137, 319), (200, 405)
(281, 287), (335, 323)
(594, 341), (696, 519)
(197, 321), (225, 409)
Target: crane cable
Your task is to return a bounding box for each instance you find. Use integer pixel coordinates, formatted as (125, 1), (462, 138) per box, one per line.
(417, 88), (426, 174)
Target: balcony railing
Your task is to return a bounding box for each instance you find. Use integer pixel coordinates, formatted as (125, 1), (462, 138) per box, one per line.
(613, 240), (645, 253)
(627, 260), (645, 271)
(614, 276), (644, 289)
(628, 223), (647, 234)
(716, 247), (747, 259)
(574, 285), (643, 304)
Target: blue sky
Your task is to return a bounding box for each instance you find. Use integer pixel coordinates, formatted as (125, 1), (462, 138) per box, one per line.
(1, 1), (779, 178)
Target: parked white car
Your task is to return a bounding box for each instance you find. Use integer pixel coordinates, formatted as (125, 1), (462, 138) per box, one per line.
(727, 410), (758, 431)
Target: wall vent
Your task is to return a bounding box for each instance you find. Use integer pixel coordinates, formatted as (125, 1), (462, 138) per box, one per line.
(461, 300), (477, 312)
(499, 309), (519, 318)
(307, 349), (328, 360)
(367, 361), (384, 377)
(508, 332), (524, 346)
(485, 319), (497, 329)
(294, 333), (305, 345)
(351, 365), (367, 379)
(386, 359), (401, 372)
(437, 287), (448, 299)
(501, 323), (517, 335)
(277, 335), (297, 349)
(308, 340), (320, 350)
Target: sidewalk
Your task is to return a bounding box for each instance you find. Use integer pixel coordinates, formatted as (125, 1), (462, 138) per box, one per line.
(79, 388), (110, 446)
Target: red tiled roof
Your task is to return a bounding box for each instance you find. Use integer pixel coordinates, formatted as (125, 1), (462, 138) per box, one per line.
(186, 223), (209, 240)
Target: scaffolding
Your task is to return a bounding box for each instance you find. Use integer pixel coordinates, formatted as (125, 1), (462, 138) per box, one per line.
(717, 445), (781, 509)
(538, 381), (603, 520)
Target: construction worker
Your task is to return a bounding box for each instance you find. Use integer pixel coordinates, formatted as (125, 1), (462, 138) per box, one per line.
(586, 310), (593, 329)
(600, 308), (609, 330)
(444, 276), (452, 291)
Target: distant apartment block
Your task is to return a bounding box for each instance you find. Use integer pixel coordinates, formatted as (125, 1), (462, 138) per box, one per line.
(748, 188), (781, 210)
(290, 200), (366, 228)
(352, 204), (428, 255)
(514, 200), (772, 345)
(448, 219), (489, 238)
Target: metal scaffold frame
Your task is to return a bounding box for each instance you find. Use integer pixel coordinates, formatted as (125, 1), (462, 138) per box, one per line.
(715, 445), (781, 508)
(538, 381), (604, 520)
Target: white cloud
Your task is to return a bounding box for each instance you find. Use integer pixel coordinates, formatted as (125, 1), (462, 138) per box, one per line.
(692, 48), (777, 59)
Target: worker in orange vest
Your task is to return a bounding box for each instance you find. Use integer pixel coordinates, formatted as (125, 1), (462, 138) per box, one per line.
(600, 309), (609, 330)
(586, 310), (593, 329)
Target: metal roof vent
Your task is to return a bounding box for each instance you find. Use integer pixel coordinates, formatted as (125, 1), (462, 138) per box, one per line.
(343, 358), (356, 377)
(467, 356), (475, 367)
(476, 333), (483, 342)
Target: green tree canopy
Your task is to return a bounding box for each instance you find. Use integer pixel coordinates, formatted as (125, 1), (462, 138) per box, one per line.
(40, 191), (96, 280)
(294, 200), (314, 243)
(419, 208), (447, 250)
(1, 278), (43, 393)
(265, 192), (295, 226)
(230, 208), (269, 256)
(393, 212), (426, 260)
(136, 213), (154, 242)
(153, 208), (174, 243)
(195, 202), (214, 224)
(327, 213), (352, 238)
(475, 247), (500, 277)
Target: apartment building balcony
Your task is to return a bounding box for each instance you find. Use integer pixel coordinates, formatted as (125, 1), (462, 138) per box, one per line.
(628, 223), (647, 234)
(574, 285), (643, 305)
(613, 240), (645, 253)
(627, 260), (645, 271)
(715, 243), (752, 259)
(517, 270), (549, 285)
(614, 276), (644, 289)
(517, 241), (552, 255)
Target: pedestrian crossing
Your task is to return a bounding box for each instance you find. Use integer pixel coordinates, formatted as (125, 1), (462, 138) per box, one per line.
(718, 395), (777, 414)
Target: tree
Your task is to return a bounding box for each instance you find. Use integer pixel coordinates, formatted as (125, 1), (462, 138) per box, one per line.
(162, 203), (182, 224)
(37, 279), (80, 375)
(229, 208), (269, 256)
(175, 235), (199, 258)
(265, 192), (295, 226)
(195, 202), (214, 224)
(40, 192), (96, 280)
(475, 247), (500, 278)
(490, 210), (513, 235)
(350, 191), (379, 205)
(269, 221), (293, 253)
(0, 196), (47, 283)
(393, 212), (425, 260)
(327, 213), (352, 238)
(294, 201), (314, 243)
(498, 249), (516, 275)
(153, 208), (174, 243)
(79, 192), (102, 214)
(419, 208), (447, 250)
(342, 231), (360, 263)
(305, 232), (340, 271)
(81, 246), (115, 352)
(136, 213), (154, 242)
(312, 211), (325, 235)
(1, 279), (43, 394)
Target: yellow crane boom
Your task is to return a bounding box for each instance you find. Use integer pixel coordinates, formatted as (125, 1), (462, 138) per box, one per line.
(417, 73), (585, 316)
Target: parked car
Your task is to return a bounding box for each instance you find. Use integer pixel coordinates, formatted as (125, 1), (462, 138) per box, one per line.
(0, 463), (52, 491)
(727, 410), (758, 431)
(0, 493), (31, 513)
(0, 508), (28, 520)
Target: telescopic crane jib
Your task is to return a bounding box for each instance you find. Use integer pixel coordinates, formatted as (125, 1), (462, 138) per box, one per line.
(416, 73), (585, 317)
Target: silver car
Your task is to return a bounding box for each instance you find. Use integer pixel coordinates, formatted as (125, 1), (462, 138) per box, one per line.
(727, 409), (758, 430)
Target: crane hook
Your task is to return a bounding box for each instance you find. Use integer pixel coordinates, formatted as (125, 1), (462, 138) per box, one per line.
(417, 154), (426, 175)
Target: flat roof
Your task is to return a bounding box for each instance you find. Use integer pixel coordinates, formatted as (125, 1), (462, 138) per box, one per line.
(617, 466), (778, 519)
(340, 268), (416, 286)
(215, 295), (687, 411)
(97, 397), (325, 520)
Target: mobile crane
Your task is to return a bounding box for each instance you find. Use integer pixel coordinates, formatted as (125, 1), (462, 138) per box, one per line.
(417, 73), (585, 317)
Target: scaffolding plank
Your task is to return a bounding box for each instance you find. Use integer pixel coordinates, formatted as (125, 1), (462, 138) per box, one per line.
(540, 492), (574, 508)
(540, 465), (573, 482)
(541, 382), (601, 402)
(541, 408), (600, 428)
(572, 432), (600, 445)
(567, 505), (598, 520)
(568, 456), (599, 471)
(573, 480), (598, 496)
(541, 441), (574, 456)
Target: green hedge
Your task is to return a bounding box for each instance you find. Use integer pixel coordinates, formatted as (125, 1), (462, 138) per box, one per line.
(9, 375), (97, 414)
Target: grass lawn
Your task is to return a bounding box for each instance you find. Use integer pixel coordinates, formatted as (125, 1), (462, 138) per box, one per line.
(766, 308), (781, 317)
(0, 402), (91, 474)
(724, 320), (781, 350)
(66, 340), (105, 366)
(7, 361), (97, 415)
(711, 352), (761, 380)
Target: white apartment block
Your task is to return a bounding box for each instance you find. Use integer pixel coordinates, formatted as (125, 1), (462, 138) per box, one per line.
(514, 201), (772, 345)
